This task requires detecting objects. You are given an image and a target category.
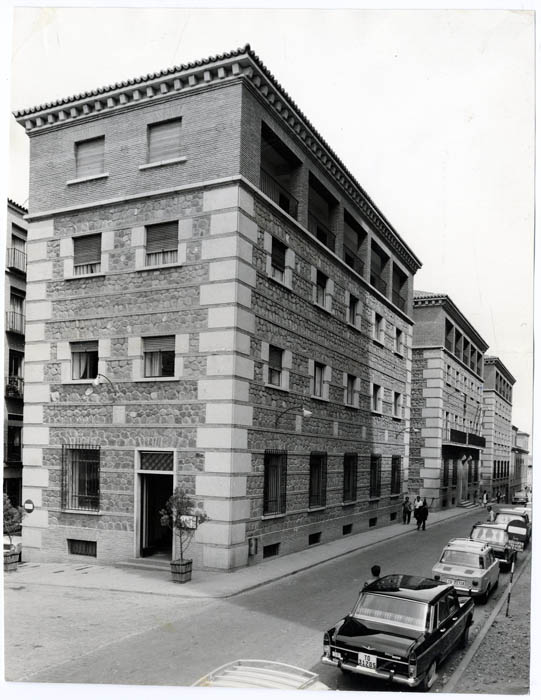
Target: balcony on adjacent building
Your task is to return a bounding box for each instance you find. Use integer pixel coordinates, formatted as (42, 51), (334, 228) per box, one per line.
(6, 442), (22, 463)
(392, 289), (407, 312)
(6, 311), (25, 334)
(260, 169), (299, 220)
(468, 432), (486, 448)
(370, 272), (387, 296)
(5, 376), (24, 399)
(6, 247), (27, 274)
(444, 428), (468, 445)
(308, 214), (336, 253)
(343, 245), (364, 276)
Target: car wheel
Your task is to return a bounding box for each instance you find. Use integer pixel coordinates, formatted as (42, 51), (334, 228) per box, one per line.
(478, 588), (489, 605)
(420, 660), (438, 691)
(459, 621), (471, 649)
(493, 576), (499, 591)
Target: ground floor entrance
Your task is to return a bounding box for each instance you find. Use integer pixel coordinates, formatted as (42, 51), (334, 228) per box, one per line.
(139, 473), (173, 558)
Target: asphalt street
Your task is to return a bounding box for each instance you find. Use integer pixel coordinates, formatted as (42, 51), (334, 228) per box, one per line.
(4, 507), (521, 693)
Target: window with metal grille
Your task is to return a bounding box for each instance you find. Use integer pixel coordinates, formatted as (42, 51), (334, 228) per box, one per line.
(148, 118), (182, 163)
(316, 270), (327, 307)
(143, 336), (175, 377)
(263, 450), (287, 515)
(343, 453), (358, 502)
(140, 451), (174, 471)
(68, 539), (97, 557)
(268, 345), (283, 387)
(452, 459), (458, 486)
(271, 237), (286, 282)
(370, 455), (382, 498)
(71, 341), (98, 380)
(391, 456), (402, 495)
(442, 459), (450, 487)
(263, 542), (280, 558)
(309, 451), (327, 508)
(145, 221), (178, 266)
(61, 445), (100, 511)
(73, 234), (102, 275)
(76, 137), (105, 178)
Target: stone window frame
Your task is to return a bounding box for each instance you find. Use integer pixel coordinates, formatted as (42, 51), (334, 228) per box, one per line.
(311, 265), (334, 313)
(394, 326), (404, 356)
(392, 391), (404, 419)
(345, 290), (362, 330)
(129, 334), (187, 382)
(370, 382), (383, 414)
(264, 232), (295, 290)
(309, 359), (331, 401)
(261, 342), (292, 392)
(372, 310), (385, 346)
(61, 231), (114, 280)
(343, 372), (360, 408)
(132, 220), (187, 272)
(58, 339), (109, 385)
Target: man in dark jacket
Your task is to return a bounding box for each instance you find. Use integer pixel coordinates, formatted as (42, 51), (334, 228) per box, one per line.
(416, 499), (429, 530)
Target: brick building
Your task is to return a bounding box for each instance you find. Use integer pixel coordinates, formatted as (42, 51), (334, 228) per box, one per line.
(510, 426), (529, 500)
(4, 199), (27, 506)
(410, 292), (488, 509)
(481, 357), (515, 501)
(15, 45), (421, 569)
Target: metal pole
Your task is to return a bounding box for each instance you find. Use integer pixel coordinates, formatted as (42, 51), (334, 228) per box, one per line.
(505, 558), (516, 617)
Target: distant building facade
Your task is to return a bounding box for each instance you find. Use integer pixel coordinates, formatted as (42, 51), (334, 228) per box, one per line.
(510, 426), (529, 498)
(15, 46), (421, 568)
(481, 357), (515, 500)
(4, 199), (27, 506)
(411, 292), (488, 508)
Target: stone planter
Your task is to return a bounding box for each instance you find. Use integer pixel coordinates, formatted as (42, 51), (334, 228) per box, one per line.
(170, 559), (192, 583)
(4, 549), (20, 573)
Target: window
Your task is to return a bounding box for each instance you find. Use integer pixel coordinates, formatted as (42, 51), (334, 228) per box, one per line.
(76, 137), (105, 179)
(343, 453), (358, 502)
(373, 312), (385, 344)
(316, 270), (327, 307)
(370, 455), (382, 498)
(268, 345), (283, 387)
(73, 234), (102, 275)
(348, 294), (359, 325)
(452, 459), (458, 486)
(140, 451), (174, 471)
(443, 458), (450, 487)
(8, 350), (24, 378)
(71, 341), (98, 380)
(393, 392), (403, 418)
(271, 237), (287, 282)
(7, 426), (22, 462)
(148, 118), (182, 163)
(143, 336), (175, 377)
(61, 445), (100, 511)
(346, 374), (356, 406)
(372, 383), (383, 413)
(391, 456), (401, 494)
(395, 328), (404, 355)
(263, 450), (287, 515)
(145, 221), (178, 266)
(313, 362), (325, 398)
(309, 452), (327, 508)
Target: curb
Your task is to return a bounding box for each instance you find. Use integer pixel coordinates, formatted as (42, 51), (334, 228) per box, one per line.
(443, 549), (531, 693)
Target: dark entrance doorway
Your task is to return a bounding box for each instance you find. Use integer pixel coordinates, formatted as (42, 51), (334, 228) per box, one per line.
(140, 473), (173, 558)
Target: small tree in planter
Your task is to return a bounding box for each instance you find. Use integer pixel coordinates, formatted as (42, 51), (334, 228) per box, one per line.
(4, 494), (25, 572)
(160, 487), (208, 583)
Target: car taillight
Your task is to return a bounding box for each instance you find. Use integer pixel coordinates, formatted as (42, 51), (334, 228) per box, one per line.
(323, 632), (331, 655)
(408, 653), (417, 677)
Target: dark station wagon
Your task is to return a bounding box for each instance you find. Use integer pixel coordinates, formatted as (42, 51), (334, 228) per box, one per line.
(321, 574), (474, 691)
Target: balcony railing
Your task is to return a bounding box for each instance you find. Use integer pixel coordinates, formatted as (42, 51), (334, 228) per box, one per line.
(344, 246), (364, 276)
(308, 214), (336, 252)
(6, 443), (22, 463)
(5, 376), (24, 399)
(260, 169), (298, 219)
(392, 289), (407, 311)
(444, 428), (468, 445)
(6, 311), (25, 334)
(370, 272), (387, 296)
(6, 248), (27, 273)
(445, 339), (454, 352)
(468, 433), (486, 448)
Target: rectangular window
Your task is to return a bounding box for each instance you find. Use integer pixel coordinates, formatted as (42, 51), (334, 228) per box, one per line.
(8, 350), (24, 378)
(372, 383), (383, 413)
(370, 455), (382, 498)
(73, 234), (102, 275)
(71, 341), (98, 380)
(268, 345), (283, 387)
(395, 328), (404, 354)
(343, 453), (358, 502)
(452, 459), (458, 486)
(143, 336), (175, 377)
(374, 312), (384, 344)
(148, 118), (182, 163)
(7, 426), (22, 462)
(61, 445), (100, 511)
(140, 451), (174, 471)
(346, 374), (356, 406)
(76, 136), (105, 179)
(348, 294), (358, 325)
(393, 391), (403, 418)
(391, 456), (402, 495)
(67, 539), (97, 557)
(146, 221), (178, 267)
(313, 362), (325, 398)
(316, 270), (327, 307)
(263, 450), (287, 515)
(443, 458), (450, 487)
(309, 451), (327, 508)
(271, 237), (287, 282)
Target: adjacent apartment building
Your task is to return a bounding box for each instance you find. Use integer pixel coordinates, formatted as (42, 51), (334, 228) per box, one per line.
(4, 199), (27, 507)
(510, 426), (529, 500)
(481, 357), (515, 501)
(15, 45), (421, 568)
(410, 292), (488, 509)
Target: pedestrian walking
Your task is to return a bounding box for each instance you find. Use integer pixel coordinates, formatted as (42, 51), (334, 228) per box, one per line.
(412, 495), (423, 524)
(486, 505), (496, 522)
(482, 490), (488, 508)
(402, 496), (412, 524)
(416, 499), (429, 531)
(364, 564), (381, 588)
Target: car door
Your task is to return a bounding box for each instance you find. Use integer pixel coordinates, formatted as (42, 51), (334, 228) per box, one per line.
(434, 594), (454, 660)
(483, 551), (499, 590)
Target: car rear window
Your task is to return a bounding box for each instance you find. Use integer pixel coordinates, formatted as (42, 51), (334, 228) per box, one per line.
(353, 593), (428, 631)
(441, 550), (483, 568)
(495, 513), (525, 525)
(471, 526), (507, 545)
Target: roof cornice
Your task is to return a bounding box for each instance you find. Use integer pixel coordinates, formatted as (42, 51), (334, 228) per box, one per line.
(13, 44), (421, 274)
(7, 197), (27, 214)
(484, 356), (516, 385)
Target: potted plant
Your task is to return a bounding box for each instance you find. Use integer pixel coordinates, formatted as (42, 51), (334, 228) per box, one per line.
(160, 487), (208, 583)
(4, 494), (25, 572)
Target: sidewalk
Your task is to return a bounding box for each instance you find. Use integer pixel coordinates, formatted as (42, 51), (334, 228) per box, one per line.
(5, 505), (481, 598)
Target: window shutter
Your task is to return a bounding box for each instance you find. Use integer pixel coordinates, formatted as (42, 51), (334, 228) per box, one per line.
(148, 119), (182, 163)
(146, 222), (178, 253)
(71, 341), (98, 352)
(76, 137), (104, 178)
(74, 234), (101, 265)
(143, 336), (175, 352)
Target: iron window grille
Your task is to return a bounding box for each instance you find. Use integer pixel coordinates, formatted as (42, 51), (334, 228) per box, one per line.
(343, 453), (358, 502)
(143, 336), (175, 377)
(309, 451), (327, 508)
(61, 444), (100, 511)
(391, 456), (402, 495)
(263, 450), (287, 515)
(140, 451), (174, 471)
(370, 455), (382, 498)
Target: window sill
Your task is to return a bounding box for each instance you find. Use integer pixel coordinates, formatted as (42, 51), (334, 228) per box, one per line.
(67, 173), (109, 186)
(62, 379), (95, 386)
(134, 376), (180, 383)
(311, 395), (329, 402)
(392, 416), (403, 422)
(347, 321), (361, 332)
(307, 506), (326, 512)
(261, 513), (286, 520)
(341, 500), (357, 507)
(138, 261), (184, 272)
(394, 351), (405, 358)
(344, 403), (359, 410)
(65, 273), (106, 281)
(371, 410), (383, 416)
(313, 302), (332, 315)
(268, 273), (292, 291)
(390, 493), (401, 499)
(139, 156), (187, 170)
(61, 509), (101, 515)
(368, 497), (380, 503)
(372, 339), (385, 348)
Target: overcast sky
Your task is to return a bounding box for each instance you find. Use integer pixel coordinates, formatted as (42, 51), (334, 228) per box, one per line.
(2, 4), (535, 435)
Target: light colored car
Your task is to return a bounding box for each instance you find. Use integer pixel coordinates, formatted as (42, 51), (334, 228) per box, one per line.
(432, 538), (499, 603)
(512, 491), (528, 505)
(470, 522), (517, 570)
(493, 509), (531, 548)
(192, 660), (329, 690)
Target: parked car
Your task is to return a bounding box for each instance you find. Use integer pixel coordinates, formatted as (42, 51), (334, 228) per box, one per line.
(432, 538), (499, 604)
(321, 574), (474, 691)
(192, 660), (329, 690)
(512, 491), (528, 505)
(512, 505), (532, 522)
(493, 509), (531, 548)
(469, 522), (517, 570)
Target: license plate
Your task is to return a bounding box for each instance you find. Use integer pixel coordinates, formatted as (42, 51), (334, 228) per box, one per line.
(333, 651), (343, 661)
(509, 541), (524, 551)
(358, 653), (377, 670)
(444, 578), (466, 586)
